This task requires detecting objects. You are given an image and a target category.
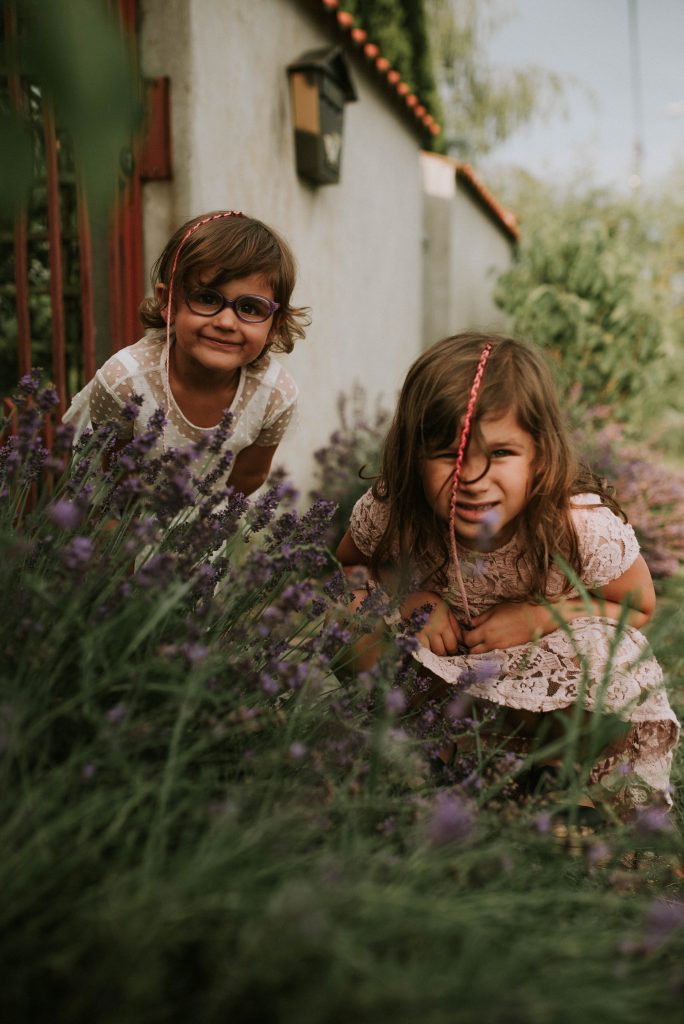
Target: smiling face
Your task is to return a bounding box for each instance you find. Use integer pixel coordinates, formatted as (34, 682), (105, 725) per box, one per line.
(420, 408), (537, 550)
(161, 269), (276, 381)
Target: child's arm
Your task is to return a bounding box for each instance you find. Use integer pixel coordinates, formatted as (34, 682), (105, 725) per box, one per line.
(462, 555), (656, 654)
(229, 443), (278, 497)
(336, 529), (371, 572)
(336, 529), (462, 657)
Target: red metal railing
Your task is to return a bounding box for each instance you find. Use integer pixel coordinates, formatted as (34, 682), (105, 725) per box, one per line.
(2, 0), (146, 416)
(43, 100), (67, 417)
(5, 1), (31, 384)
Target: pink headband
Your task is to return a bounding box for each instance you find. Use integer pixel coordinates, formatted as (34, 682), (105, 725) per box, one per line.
(448, 342), (493, 624)
(162, 210), (243, 445)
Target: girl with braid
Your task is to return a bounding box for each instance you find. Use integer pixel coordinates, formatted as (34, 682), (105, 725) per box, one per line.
(337, 333), (678, 808)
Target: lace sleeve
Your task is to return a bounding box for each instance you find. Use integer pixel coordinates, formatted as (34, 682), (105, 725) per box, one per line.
(349, 489), (390, 558)
(255, 365), (298, 446)
(571, 495), (640, 588)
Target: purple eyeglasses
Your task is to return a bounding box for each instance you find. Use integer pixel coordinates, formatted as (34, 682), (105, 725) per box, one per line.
(184, 286), (280, 324)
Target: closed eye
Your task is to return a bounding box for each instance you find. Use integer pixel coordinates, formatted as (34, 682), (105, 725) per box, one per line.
(428, 450), (458, 461)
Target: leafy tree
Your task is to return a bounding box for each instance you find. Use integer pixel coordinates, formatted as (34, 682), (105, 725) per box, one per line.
(425, 0), (567, 158)
(493, 184), (675, 436)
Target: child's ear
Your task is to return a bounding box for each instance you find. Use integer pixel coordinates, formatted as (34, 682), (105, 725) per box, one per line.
(156, 283), (172, 322)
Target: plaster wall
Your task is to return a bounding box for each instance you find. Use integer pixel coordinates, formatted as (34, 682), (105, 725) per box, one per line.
(421, 153), (513, 346)
(140, 0), (424, 497)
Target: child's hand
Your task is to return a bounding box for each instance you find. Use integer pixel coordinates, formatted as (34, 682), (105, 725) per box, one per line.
(400, 591), (463, 656)
(463, 602), (544, 654)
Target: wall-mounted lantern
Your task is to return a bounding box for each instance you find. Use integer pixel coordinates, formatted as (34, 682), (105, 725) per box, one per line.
(287, 47), (357, 185)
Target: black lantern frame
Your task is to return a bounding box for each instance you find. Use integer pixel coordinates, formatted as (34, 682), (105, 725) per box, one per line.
(287, 47), (358, 186)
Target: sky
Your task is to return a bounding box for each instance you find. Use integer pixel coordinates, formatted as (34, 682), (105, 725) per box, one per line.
(479, 0), (684, 192)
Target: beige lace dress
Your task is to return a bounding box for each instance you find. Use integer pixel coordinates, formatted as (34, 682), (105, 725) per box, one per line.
(63, 331), (298, 476)
(350, 489), (679, 804)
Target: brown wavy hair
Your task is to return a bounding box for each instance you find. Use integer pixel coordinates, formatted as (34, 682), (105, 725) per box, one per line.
(139, 211), (310, 354)
(370, 332), (624, 598)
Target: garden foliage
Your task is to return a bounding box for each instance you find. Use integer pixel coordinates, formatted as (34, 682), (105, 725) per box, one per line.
(309, 384), (390, 548)
(494, 202), (665, 427)
(1, 376), (683, 1022)
(577, 423), (684, 582)
(425, 0), (567, 158)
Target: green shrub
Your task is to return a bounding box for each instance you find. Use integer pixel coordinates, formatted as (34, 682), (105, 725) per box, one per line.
(494, 202), (666, 427)
(2, 375), (683, 1023)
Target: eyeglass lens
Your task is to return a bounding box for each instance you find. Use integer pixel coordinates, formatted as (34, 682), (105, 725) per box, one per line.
(186, 288), (274, 322)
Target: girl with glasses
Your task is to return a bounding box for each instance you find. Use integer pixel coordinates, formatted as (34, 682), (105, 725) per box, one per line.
(64, 210), (309, 496)
(337, 332), (678, 812)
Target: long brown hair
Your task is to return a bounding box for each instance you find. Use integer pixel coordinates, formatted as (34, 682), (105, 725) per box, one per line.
(370, 332), (623, 597)
(139, 211), (310, 353)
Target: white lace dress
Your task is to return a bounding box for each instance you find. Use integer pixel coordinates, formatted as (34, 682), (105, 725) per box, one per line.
(63, 331), (298, 475)
(350, 489), (679, 803)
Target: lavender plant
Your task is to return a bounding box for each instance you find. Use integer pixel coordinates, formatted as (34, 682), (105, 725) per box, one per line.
(1, 374), (682, 1024)
(309, 384), (390, 547)
(578, 421), (684, 580)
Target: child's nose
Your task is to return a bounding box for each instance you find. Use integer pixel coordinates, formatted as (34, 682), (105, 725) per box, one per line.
(461, 448), (487, 482)
(213, 303), (240, 328)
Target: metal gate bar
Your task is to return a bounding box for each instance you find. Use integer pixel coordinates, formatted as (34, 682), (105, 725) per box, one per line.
(5, 1), (31, 380)
(43, 101), (67, 416)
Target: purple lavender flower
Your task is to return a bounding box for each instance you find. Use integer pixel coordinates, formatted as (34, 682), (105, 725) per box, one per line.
(246, 483), (286, 530)
(642, 898), (684, 953)
(534, 812), (552, 834)
(427, 792), (475, 845)
(587, 840), (611, 866)
(180, 642), (208, 665)
(17, 370), (41, 396)
(260, 673), (280, 695)
(121, 393), (144, 421)
(37, 384), (59, 411)
(47, 499), (83, 531)
(62, 536), (94, 570)
(133, 554), (174, 589)
(106, 703), (126, 725)
(318, 619), (351, 659)
(445, 695), (471, 723)
(476, 507), (502, 549)
(385, 688), (407, 716)
(634, 805), (673, 834)
(147, 407), (167, 432)
(323, 570), (348, 602)
(208, 409), (235, 454)
(288, 741), (307, 761)
(396, 632), (420, 656)
(459, 658), (498, 688)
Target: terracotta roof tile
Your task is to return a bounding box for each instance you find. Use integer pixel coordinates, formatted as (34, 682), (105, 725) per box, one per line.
(456, 162), (520, 241)
(305, 0), (440, 138)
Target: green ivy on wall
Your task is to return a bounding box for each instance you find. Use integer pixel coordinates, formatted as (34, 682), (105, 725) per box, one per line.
(342, 0), (443, 142)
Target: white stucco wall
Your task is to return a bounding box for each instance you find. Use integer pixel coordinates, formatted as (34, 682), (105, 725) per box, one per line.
(421, 152), (514, 346)
(140, 0), (424, 499)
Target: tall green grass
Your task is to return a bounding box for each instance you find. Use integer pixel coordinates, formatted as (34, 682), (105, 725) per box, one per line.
(1, 381), (682, 1022)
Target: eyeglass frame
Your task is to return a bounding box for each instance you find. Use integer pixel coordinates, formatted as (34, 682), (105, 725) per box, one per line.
(183, 286), (280, 324)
